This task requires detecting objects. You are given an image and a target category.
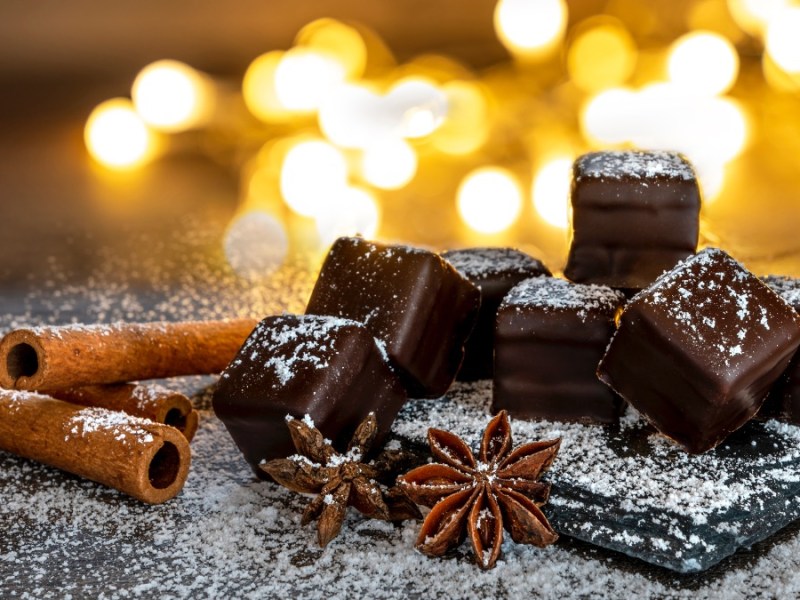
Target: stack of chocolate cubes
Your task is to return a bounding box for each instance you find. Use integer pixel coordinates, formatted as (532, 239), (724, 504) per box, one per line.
(214, 149), (800, 468)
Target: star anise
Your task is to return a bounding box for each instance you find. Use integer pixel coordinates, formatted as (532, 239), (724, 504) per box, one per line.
(398, 410), (560, 569)
(261, 412), (421, 547)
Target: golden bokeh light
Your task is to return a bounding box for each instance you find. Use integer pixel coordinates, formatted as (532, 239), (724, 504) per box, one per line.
(318, 83), (385, 149)
(274, 47), (348, 112)
(766, 7), (800, 74)
(532, 158), (572, 229)
(727, 0), (789, 36)
(567, 19), (637, 93)
(315, 186), (380, 246)
(224, 210), (289, 279)
(84, 98), (156, 169)
(280, 139), (349, 217)
(457, 167), (522, 234)
(295, 19), (368, 80)
(431, 81), (490, 155)
(132, 60), (213, 132)
(494, 0), (568, 58)
(242, 51), (290, 122)
(388, 78), (449, 138)
(667, 32), (739, 97)
(360, 138), (418, 190)
(581, 88), (637, 145)
(697, 162), (726, 205)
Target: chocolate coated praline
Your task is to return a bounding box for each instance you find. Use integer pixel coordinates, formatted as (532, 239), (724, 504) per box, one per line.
(492, 276), (626, 424)
(306, 237), (481, 398)
(212, 315), (407, 475)
(442, 247), (550, 381)
(599, 249), (800, 454)
(564, 150), (700, 289)
(761, 275), (800, 423)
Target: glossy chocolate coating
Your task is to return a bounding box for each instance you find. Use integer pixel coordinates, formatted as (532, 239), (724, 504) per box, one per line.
(442, 247), (551, 381)
(564, 151), (701, 289)
(212, 315), (407, 475)
(306, 237), (481, 398)
(599, 249), (800, 454)
(761, 276), (800, 423)
(492, 276), (626, 423)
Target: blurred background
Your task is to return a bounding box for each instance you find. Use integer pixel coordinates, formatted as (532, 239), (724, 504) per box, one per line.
(2, 0), (800, 292)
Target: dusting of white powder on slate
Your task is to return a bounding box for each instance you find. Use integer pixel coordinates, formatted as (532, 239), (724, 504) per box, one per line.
(576, 150), (695, 182)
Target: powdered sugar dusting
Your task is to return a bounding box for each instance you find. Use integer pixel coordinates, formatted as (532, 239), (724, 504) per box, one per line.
(576, 150), (695, 182)
(764, 275), (800, 312)
(502, 277), (624, 321)
(66, 406), (156, 445)
(442, 247), (549, 280)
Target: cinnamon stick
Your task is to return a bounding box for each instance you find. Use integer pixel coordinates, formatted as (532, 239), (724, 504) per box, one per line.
(0, 319), (257, 391)
(0, 389), (191, 504)
(51, 384), (200, 441)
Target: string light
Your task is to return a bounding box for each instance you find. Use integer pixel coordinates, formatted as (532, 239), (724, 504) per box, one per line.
(279, 140), (349, 217)
(132, 60), (213, 132)
(667, 32), (739, 97)
(457, 167), (522, 234)
(84, 98), (155, 169)
(224, 211), (289, 279)
(532, 158), (572, 229)
(315, 186), (380, 246)
(360, 139), (418, 190)
(494, 0), (568, 58)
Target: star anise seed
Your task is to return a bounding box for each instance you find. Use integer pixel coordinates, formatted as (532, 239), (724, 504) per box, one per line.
(398, 410), (560, 569)
(261, 412), (421, 547)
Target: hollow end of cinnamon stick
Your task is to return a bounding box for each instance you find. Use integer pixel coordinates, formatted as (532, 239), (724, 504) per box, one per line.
(134, 426), (192, 504)
(0, 331), (46, 390)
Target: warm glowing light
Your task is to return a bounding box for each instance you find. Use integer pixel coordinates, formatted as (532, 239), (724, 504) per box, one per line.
(766, 7), (800, 74)
(318, 84), (385, 148)
(315, 186), (380, 246)
(727, 0), (789, 36)
(243, 51), (289, 122)
(567, 20), (637, 93)
(224, 211), (289, 279)
(457, 167), (522, 234)
(494, 0), (568, 58)
(132, 60), (212, 132)
(432, 81), (490, 155)
(387, 78), (449, 138)
(84, 98), (155, 169)
(295, 19), (368, 79)
(581, 88), (637, 145)
(274, 47), (347, 112)
(532, 158), (572, 229)
(360, 139), (417, 190)
(697, 163), (726, 204)
(280, 140), (349, 217)
(667, 32), (739, 97)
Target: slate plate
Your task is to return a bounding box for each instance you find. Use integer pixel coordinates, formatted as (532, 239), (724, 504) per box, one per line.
(390, 381), (800, 573)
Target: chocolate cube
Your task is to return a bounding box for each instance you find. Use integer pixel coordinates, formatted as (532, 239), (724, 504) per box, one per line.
(564, 150), (701, 289)
(492, 276), (626, 423)
(212, 315), (407, 473)
(442, 247), (551, 381)
(598, 249), (800, 454)
(306, 237), (481, 398)
(761, 276), (800, 423)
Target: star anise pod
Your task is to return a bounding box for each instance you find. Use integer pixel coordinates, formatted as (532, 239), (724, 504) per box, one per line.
(261, 412), (421, 547)
(398, 410), (560, 569)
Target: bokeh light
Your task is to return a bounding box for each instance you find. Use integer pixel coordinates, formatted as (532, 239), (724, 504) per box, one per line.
(318, 84), (386, 149)
(274, 47), (348, 112)
(224, 211), (289, 279)
(387, 78), (449, 138)
(494, 0), (568, 58)
(280, 139), (349, 217)
(295, 19), (368, 79)
(532, 158), (572, 229)
(766, 7), (800, 74)
(84, 98), (155, 169)
(567, 19), (637, 93)
(360, 139), (418, 190)
(727, 0), (789, 36)
(667, 32), (739, 97)
(582, 88), (637, 145)
(432, 81), (490, 155)
(315, 186), (380, 246)
(457, 167), (522, 234)
(242, 51), (290, 122)
(132, 60), (213, 132)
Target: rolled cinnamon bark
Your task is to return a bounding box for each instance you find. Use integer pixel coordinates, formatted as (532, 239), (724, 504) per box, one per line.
(0, 389), (191, 504)
(0, 319), (257, 391)
(51, 384), (200, 442)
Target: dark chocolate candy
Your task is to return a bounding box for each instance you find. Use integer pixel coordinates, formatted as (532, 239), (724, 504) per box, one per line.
(212, 314), (407, 474)
(442, 247), (551, 381)
(564, 150), (701, 289)
(306, 237), (481, 398)
(761, 275), (800, 423)
(492, 276), (626, 423)
(598, 249), (800, 454)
